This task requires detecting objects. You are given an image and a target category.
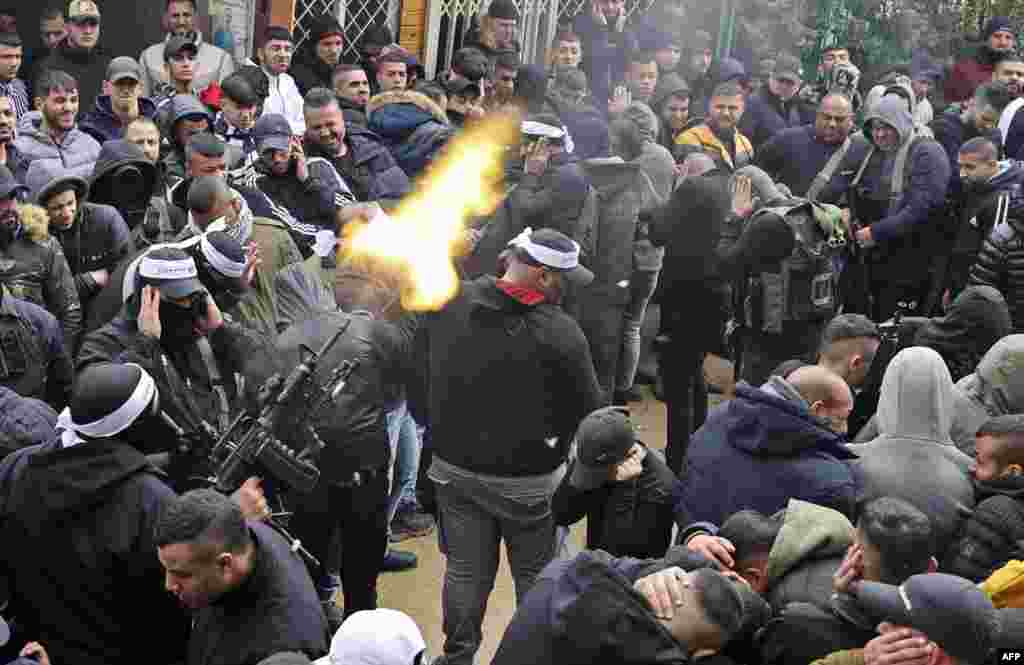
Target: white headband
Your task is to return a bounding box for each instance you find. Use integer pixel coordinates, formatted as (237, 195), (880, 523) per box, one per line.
(200, 234), (246, 278)
(138, 256), (198, 280)
(521, 121), (566, 140)
(509, 227), (579, 270)
(58, 364), (157, 447)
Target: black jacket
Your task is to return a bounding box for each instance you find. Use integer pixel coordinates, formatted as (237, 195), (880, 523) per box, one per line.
(553, 446), (678, 559)
(253, 165), (340, 256)
(0, 436), (188, 665)
(428, 276), (603, 476)
(51, 202), (135, 305)
(492, 549), (715, 665)
(338, 96), (368, 127)
(944, 473), (1024, 582)
(969, 191), (1024, 332)
(274, 310), (417, 479)
(304, 126), (411, 206)
(188, 522), (329, 665)
(0, 287), (73, 409)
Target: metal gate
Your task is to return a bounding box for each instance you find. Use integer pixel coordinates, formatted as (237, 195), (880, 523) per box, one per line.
(293, 0), (401, 60)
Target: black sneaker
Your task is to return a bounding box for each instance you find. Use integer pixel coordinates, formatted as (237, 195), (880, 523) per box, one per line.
(382, 548), (418, 572)
(390, 507), (435, 542)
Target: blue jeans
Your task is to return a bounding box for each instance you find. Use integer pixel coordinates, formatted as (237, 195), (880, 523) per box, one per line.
(617, 269), (660, 391)
(386, 400), (421, 523)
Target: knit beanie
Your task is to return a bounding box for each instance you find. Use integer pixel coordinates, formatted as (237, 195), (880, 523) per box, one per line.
(985, 16), (1014, 40)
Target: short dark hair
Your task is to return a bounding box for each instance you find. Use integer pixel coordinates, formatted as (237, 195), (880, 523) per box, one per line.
(35, 69), (78, 99)
(452, 47), (490, 82)
(377, 50), (408, 66)
(154, 488), (251, 553)
(627, 49), (657, 68)
(0, 32), (21, 48)
(719, 510), (783, 566)
(960, 136), (1000, 161)
(691, 568), (746, 643)
(187, 175), (231, 214)
(975, 81), (1014, 113)
(41, 3), (65, 22)
(304, 87), (339, 112)
(820, 313), (880, 353)
(166, 0), (196, 8)
(994, 50), (1024, 69)
(977, 414), (1024, 465)
(858, 497), (934, 585)
(262, 26), (293, 47)
(220, 73), (260, 106)
(711, 81), (745, 99)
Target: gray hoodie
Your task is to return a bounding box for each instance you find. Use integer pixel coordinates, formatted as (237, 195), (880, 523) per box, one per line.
(954, 334), (1024, 455)
(848, 346), (975, 554)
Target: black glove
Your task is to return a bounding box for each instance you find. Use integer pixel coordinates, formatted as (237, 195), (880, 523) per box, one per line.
(736, 211), (796, 270)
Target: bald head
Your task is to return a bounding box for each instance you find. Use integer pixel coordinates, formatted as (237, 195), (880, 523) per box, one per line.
(788, 365), (854, 434)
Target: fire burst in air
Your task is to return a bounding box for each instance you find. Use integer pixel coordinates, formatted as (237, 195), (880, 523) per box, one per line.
(341, 115), (519, 311)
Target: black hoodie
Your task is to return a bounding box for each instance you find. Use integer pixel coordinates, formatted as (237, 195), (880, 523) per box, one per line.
(945, 472), (1024, 582)
(0, 435), (188, 665)
(289, 16), (344, 96)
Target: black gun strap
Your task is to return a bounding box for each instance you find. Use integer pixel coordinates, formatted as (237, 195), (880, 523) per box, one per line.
(196, 337), (232, 433)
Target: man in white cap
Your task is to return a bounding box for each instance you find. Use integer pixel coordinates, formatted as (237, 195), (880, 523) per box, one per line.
(314, 609), (427, 665)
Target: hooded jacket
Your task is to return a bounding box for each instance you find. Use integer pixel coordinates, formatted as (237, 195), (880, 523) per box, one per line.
(139, 32), (235, 99)
(679, 376), (859, 527)
(0, 285), (73, 409)
(158, 94), (214, 186)
(1, 203), (82, 348)
(0, 435), (188, 665)
(289, 17), (343, 96)
(303, 123), (411, 206)
(945, 471), (1024, 582)
(739, 86), (804, 151)
(89, 139), (175, 248)
(953, 334), (1024, 454)
(13, 111), (102, 184)
(79, 95), (159, 145)
(914, 285), (1012, 381)
(491, 549), (714, 665)
(35, 41), (113, 112)
(970, 186), (1024, 331)
(367, 90), (453, 179)
(0, 386), (57, 455)
(24, 159), (135, 304)
(847, 347), (975, 556)
(650, 73), (690, 155)
(943, 160), (1024, 297)
(572, 11), (639, 112)
(820, 95), (950, 281)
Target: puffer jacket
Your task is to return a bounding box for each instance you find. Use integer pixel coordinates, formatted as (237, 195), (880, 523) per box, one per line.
(0, 285), (73, 409)
(679, 375), (859, 527)
(676, 122), (753, 172)
(819, 95), (950, 282)
(303, 124), (411, 206)
(274, 310), (417, 480)
(945, 473), (1024, 582)
(0, 386), (57, 456)
(0, 203), (82, 348)
(139, 32), (235, 99)
(79, 95), (159, 144)
(847, 347), (975, 556)
(914, 285), (1012, 381)
(13, 112), (102, 184)
(367, 90), (454, 179)
(970, 186), (1024, 331)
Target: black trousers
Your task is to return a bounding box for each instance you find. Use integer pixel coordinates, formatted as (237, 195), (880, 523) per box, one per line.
(288, 470), (389, 617)
(662, 341), (707, 477)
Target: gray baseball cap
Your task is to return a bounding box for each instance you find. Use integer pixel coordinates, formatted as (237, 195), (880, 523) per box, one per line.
(107, 56), (142, 84)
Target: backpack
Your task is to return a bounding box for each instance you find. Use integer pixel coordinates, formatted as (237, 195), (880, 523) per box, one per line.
(744, 201), (842, 334)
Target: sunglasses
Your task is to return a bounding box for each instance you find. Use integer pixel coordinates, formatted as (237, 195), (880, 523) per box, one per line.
(70, 17), (100, 27)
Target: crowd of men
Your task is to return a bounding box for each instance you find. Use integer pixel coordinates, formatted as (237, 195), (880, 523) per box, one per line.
(3, 0), (1024, 665)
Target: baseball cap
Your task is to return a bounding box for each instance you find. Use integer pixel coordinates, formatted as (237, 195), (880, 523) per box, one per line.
(853, 573), (998, 664)
(0, 165), (28, 201)
(138, 246), (205, 300)
(772, 54), (803, 82)
(488, 0), (519, 20)
(253, 113), (292, 154)
(107, 56), (142, 84)
(569, 406), (636, 490)
(508, 227), (594, 287)
(165, 34), (200, 62)
(67, 0), (100, 21)
(312, 609), (426, 665)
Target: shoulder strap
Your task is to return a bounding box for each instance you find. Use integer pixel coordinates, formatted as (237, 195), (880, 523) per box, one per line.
(807, 136), (852, 201)
(1000, 98), (1024, 147)
(849, 144), (875, 190)
(195, 336), (232, 433)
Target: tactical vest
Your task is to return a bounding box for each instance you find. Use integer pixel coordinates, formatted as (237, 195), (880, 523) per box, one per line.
(744, 202), (842, 334)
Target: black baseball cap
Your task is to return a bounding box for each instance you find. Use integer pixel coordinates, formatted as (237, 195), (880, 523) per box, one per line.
(569, 407), (636, 490)
(0, 165), (28, 200)
(253, 113), (292, 153)
(853, 574), (998, 664)
(165, 35), (199, 63)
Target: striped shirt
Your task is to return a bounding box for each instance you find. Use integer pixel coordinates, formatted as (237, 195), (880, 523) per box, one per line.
(0, 79), (30, 120)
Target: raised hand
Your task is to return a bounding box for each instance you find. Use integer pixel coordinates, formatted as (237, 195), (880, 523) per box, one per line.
(138, 285), (162, 339)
